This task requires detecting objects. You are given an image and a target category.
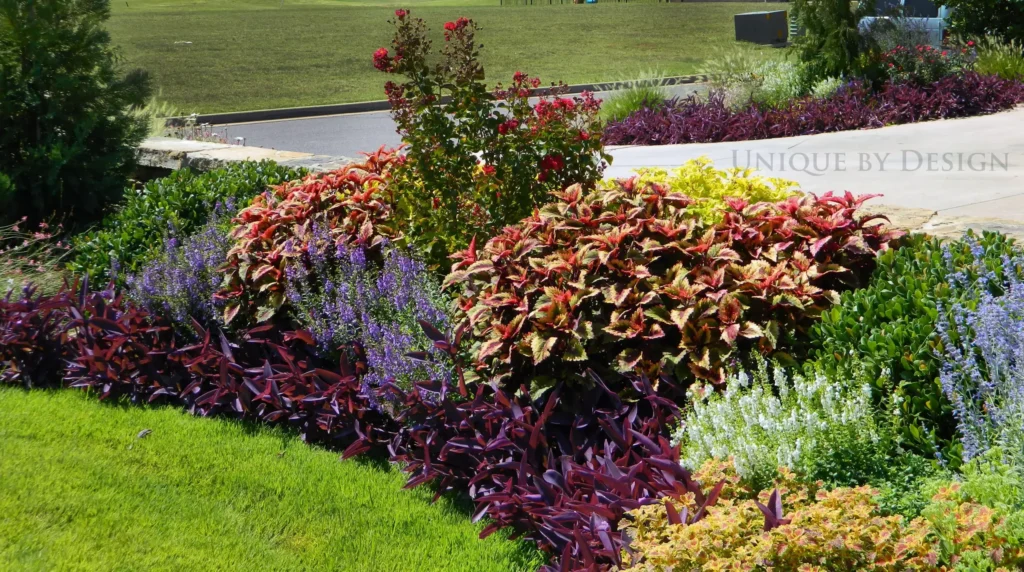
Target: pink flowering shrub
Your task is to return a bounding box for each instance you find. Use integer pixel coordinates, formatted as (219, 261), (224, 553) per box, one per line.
(373, 10), (608, 267)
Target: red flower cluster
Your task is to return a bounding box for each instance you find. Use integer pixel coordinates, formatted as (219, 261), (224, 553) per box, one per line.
(481, 164), (497, 176)
(443, 17), (470, 32)
(394, 8), (407, 19)
(497, 119), (518, 135)
(372, 47), (391, 72)
(537, 153), (565, 181)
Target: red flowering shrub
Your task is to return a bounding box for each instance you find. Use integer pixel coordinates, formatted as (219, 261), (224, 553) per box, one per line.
(374, 11), (608, 267)
(217, 148), (401, 324)
(444, 179), (902, 390)
(878, 43), (970, 86)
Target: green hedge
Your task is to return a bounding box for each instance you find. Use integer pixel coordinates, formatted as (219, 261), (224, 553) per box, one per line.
(69, 161), (303, 284)
(810, 231), (1019, 466)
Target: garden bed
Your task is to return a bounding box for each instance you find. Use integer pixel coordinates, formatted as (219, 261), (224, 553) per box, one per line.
(8, 8), (1024, 572)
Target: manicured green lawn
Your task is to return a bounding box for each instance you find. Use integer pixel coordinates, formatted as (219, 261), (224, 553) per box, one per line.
(0, 388), (544, 571)
(107, 0), (778, 112)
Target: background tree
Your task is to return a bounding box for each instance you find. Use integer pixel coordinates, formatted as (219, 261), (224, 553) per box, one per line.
(934, 0), (1024, 45)
(0, 0), (151, 226)
(790, 0), (876, 82)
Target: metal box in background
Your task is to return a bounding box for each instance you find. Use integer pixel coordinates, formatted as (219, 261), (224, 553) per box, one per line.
(735, 11), (789, 45)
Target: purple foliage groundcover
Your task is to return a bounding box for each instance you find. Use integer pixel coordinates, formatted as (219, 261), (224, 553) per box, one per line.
(603, 72), (1024, 146)
(0, 281), (697, 572)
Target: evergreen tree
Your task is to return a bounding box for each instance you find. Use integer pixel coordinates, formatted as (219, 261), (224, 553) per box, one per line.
(0, 0), (151, 226)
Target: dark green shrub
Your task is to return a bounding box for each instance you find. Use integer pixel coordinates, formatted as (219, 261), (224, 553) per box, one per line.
(810, 231), (1019, 466)
(935, 0), (1024, 46)
(790, 0), (872, 82)
(0, 0), (151, 226)
(69, 161), (303, 284)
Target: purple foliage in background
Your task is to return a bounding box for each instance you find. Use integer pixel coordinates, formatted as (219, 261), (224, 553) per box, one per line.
(286, 224), (451, 400)
(937, 240), (1024, 461)
(603, 73), (1024, 146)
(127, 203), (234, 333)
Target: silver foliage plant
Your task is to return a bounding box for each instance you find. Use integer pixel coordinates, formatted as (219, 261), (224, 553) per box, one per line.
(676, 358), (882, 487)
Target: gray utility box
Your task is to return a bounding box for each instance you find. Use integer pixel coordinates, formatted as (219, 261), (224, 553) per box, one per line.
(735, 10), (789, 45)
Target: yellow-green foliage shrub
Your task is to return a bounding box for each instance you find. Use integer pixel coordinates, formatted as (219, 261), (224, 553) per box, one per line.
(623, 460), (1024, 571)
(627, 157), (801, 223)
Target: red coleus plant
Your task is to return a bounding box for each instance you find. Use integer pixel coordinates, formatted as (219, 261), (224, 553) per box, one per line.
(217, 147), (402, 325)
(444, 179), (903, 390)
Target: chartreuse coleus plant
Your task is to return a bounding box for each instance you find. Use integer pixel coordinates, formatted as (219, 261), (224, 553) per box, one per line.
(811, 231), (1019, 467)
(623, 459), (1024, 571)
(443, 175), (902, 393)
(217, 148), (401, 325)
(629, 158), (801, 224)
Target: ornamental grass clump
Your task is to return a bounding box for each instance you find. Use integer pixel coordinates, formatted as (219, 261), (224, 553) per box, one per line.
(284, 225), (451, 396)
(445, 175), (901, 392)
(374, 11), (608, 267)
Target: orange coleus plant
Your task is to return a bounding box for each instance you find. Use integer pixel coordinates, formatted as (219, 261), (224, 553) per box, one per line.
(623, 461), (1024, 571)
(444, 176), (902, 391)
(217, 148), (402, 324)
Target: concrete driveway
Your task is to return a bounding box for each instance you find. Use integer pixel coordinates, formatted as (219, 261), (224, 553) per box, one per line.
(606, 107), (1024, 220)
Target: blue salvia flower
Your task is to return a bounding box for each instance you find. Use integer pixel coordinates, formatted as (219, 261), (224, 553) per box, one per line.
(284, 241), (452, 406)
(937, 244), (1024, 461)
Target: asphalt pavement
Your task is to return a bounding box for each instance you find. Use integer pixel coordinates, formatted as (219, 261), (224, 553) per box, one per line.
(213, 85), (707, 159)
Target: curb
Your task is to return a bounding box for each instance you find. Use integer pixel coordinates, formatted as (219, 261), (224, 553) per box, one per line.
(193, 75), (708, 125)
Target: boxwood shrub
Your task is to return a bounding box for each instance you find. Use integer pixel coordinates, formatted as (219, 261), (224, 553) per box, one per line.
(69, 161), (303, 284)
(810, 231), (1019, 466)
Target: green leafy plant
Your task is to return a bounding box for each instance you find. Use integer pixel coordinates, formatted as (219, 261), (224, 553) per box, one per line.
(749, 60), (807, 109)
(935, 0), (1024, 46)
(811, 75), (845, 98)
(811, 231), (1020, 466)
(69, 161), (302, 285)
(375, 11), (608, 267)
(445, 175), (901, 393)
(218, 149), (400, 325)
(974, 36), (1024, 81)
(0, 0), (152, 227)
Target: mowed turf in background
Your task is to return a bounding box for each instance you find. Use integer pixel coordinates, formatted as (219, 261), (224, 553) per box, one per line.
(0, 388), (544, 571)
(108, 0), (775, 112)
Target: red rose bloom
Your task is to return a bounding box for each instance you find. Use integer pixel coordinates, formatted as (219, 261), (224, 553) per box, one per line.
(395, 9), (407, 18)
(372, 47), (391, 71)
(444, 21), (457, 31)
(482, 165), (496, 176)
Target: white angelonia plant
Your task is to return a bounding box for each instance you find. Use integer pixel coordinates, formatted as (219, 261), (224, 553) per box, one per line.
(676, 358), (881, 487)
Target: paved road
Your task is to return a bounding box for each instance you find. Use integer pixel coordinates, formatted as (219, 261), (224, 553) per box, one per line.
(215, 85), (707, 159)
(608, 107), (1024, 220)
(212, 93), (1024, 221)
